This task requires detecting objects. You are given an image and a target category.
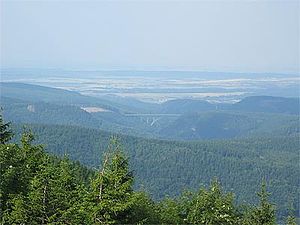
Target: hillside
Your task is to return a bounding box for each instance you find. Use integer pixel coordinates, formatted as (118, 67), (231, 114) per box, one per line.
(3, 95), (299, 140)
(1, 96), (162, 138)
(231, 96), (300, 115)
(11, 123), (300, 218)
(1, 83), (299, 140)
(159, 99), (215, 113)
(159, 111), (299, 140)
(2, 82), (300, 115)
(0, 82), (126, 113)
(2, 118), (289, 224)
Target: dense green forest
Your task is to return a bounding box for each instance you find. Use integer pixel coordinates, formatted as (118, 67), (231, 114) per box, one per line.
(9, 122), (300, 221)
(0, 116), (298, 224)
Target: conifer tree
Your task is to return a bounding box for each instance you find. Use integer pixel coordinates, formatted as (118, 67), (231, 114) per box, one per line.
(25, 156), (86, 224)
(286, 215), (297, 225)
(89, 137), (135, 224)
(159, 197), (185, 225)
(26, 156), (56, 224)
(54, 157), (88, 224)
(2, 194), (28, 224)
(0, 128), (44, 222)
(247, 180), (276, 225)
(0, 114), (14, 218)
(0, 113), (13, 144)
(285, 202), (297, 225)
(130, 192), (160, 224)
(187, 179), (239, 225)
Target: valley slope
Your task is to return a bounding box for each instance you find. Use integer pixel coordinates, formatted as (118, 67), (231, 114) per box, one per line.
(1, 82), (299, 218)
(10, 122), (300, 218)
(1, 82), (299, 140)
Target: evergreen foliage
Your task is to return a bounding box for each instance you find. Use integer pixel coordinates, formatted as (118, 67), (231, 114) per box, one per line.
(0, 114), (12, 144)
(186, 180), (239, 224)
(88, 138), (135, 224)
(10, 122), (299, 219)
(0, 118), (297, 224)
(285, 203), (298, 225)
(242, 180), (276, 225)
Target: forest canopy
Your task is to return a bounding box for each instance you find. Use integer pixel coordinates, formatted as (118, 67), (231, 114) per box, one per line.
(0, 116), (297, 225)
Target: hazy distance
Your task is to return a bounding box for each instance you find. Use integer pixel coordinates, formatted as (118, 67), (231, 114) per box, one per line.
(1, 1), (299, 74)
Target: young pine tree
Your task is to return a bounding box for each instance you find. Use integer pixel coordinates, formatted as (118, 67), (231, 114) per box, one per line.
(26, 156), (86, 224)
(158, 196), (185, 225)
(89, 138), (135, 224)
(187, 179), (239, 225)
(0, 113), (13, 144)
(0, 130), (44, 223)
(26, 156), (57, 225)
(285, 202), (297, 225)
(286, 215), (297, 225)
(130, 191), (160, 224)
(246, 180), (276, 225)
(54, 157), (89, 224)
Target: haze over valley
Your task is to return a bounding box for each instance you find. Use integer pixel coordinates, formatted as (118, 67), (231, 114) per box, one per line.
(1, 69), (299, 103)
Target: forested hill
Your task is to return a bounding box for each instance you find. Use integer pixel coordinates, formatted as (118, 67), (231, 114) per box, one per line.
(1, 119), (298, 224)
(11, 122), (300, 219)
(231, 96), (300, 115)
(2, 83), (299, 140)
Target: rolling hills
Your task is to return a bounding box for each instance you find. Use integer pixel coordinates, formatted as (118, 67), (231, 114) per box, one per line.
(1, 82), (299, 219)
(1, 82), (299, 140)
(10, 122), (300, 219)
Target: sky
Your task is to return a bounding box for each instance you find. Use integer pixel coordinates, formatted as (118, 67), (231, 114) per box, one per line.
(0, 0), (299, 73)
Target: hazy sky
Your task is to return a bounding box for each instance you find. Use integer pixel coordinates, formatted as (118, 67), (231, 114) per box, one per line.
(1, 0), (299, 73)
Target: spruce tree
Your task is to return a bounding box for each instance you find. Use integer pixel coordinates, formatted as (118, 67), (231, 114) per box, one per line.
(285, 202), (297, 225)
(187, 179), (239, 225)
(248, 180), (276, 225)
(25, 156), (86, 224)
(159, 197), (185, 225)
(130, 192), (160, 224)
(0, 113), (13, 144)
(54, 157), (88, 224)
(0, 130), (44, 223)
(26, 156), (57, 225)
(2, 194), (28, 224)
(89, 137), (135, 224)
(286, 215), (297, 225)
